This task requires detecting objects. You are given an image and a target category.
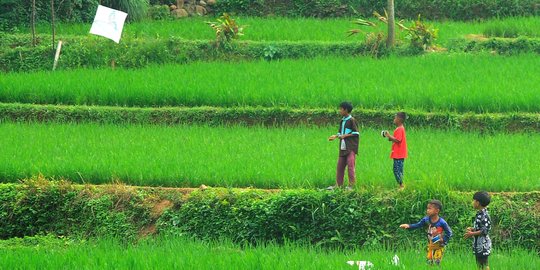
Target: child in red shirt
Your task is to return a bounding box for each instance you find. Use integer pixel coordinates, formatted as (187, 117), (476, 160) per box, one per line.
(384, 112), (408, 189)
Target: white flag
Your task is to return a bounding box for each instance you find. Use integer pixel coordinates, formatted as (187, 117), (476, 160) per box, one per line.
(89, 5), (127, 43)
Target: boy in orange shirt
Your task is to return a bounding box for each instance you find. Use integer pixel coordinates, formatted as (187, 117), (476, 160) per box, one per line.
(383, 112), (407, 189)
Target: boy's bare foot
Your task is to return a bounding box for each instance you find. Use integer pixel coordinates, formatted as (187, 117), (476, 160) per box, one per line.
(398, 184), (405, 190)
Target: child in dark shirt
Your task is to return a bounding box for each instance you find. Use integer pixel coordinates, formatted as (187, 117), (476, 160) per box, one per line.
(328, 101), (360, 190)
(464, 191), (492, 270)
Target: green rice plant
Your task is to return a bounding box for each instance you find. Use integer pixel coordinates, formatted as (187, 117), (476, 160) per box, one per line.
(0, 122), (537, 191)
(0, 236), (537, 269)
(1, 54), (539, 113)
(483, 17), (540, 38)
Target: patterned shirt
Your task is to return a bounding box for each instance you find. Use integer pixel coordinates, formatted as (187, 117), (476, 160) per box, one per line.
(409, 216), (453, 247)
(473, 208), (492, 256)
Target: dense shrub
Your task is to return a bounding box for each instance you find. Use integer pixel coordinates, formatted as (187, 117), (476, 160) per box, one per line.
(1, 103), (540, 133)
(0, 0), (149, 30)
(0, 0), (99, 30)
(212, 0), (539, 20)
(148, 4), (171, 20)
(2, 33), (539, 72)
(1, 0), (538, 30)
(0, 178), (537, 250)
(158, 187), (539, 250)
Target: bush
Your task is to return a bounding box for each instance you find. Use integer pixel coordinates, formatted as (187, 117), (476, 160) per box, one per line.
(212, 0), (539, 20)
(1, 34), (539, 73)
(0, 34), (372, 72)
(1, 0), (538, 30)
(206, 13), (246, 48)
(157, 187), (539, 250)
(0, 0), (99, 30)
(0, 177), (160, 240)
(1, 103), (540, 133)
(0, 0), (150, 30)
(101, 0), (150, 22)
(148, 4), (171, 20)
(1, 178), (537, 250)
(447, 37), (540, 55)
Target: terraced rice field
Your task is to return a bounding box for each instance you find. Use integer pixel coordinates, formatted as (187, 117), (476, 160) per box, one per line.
(0, 122), (537, 191)
(2, 54), (539, 113)
(0, 236), (537, 269)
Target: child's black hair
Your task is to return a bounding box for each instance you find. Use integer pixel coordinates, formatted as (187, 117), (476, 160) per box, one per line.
(473, 191), (491, 207)
(339, 101), (353, 113)
(396, 112), (407, 122)
(429, 200), (443, 212)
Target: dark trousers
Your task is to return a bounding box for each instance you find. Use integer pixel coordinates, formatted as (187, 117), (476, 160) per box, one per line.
(476, 255), (489, 268)
(393, 158), (405, 185)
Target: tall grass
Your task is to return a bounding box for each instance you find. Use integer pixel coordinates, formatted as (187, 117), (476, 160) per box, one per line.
(0, 236), (537, 269)
(2, 54), (539, 113)
(28, 16), (540, 44)
(0, 122), (537, 191)
(482, 17), (540, 38)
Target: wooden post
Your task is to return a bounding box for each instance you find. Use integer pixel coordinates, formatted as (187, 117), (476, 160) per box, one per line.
(31, 0), (36, 46)
(51, 0), (56, 51)
(53, 40), (63, 70)
(387, 0), (395, 49)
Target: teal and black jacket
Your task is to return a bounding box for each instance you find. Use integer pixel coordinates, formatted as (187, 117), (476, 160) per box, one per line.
(337, 115), (360, 156)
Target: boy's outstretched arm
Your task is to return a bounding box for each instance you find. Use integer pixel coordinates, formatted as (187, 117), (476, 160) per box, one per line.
(400, 217), (427, 230)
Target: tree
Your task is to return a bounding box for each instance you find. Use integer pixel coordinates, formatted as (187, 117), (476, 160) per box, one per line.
(387, 0), (395, 48)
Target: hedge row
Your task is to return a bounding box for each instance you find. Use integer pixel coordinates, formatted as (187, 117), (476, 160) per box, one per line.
(1, 103), (539, 133)
(0, 178), (538, 251)
(448, 37), (540, 54)
(213, 0), (539, 20)
(0, 35), (377, 72)
(2, 34), (539, 72)
(2, 0), (537, 29)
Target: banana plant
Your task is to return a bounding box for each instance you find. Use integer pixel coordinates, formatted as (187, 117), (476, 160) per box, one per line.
(348, 11), (438, 51)
(206, 13), (246, 47)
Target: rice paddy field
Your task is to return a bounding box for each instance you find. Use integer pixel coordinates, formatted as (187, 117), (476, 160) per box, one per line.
(29, 16), (540, 44)
(0, 122), (538, 191)
(2, 54), (540, 113)
(0, 236), (537, 270)
(2, 10), (539, 269)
